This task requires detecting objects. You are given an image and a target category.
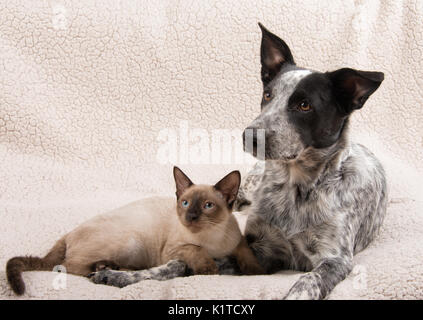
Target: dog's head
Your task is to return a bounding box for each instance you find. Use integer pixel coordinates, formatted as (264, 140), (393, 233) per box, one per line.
(243, 23), (384, 160)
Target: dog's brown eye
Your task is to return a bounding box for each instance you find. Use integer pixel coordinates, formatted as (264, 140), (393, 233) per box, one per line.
(298, 101), (312, 112)
(263, 91), (272, 102)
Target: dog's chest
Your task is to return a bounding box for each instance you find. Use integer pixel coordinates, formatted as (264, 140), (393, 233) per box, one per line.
(253, 171), (338, 238)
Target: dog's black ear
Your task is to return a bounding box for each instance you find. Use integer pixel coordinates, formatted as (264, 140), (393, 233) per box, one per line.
(173, 166), (193, 199)
(259, 22), (295, 87)
(328, 68), (384, 114)
(214, 171), (241, 210)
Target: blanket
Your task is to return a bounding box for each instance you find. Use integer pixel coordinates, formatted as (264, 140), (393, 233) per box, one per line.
(1, 0), (422, 299)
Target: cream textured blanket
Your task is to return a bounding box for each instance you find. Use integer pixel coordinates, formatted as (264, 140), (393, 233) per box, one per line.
(1, 0), (422, 299)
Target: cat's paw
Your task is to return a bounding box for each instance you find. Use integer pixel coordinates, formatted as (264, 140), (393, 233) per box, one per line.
(91, 260), (120, 272)
(239, 262), (265, 275)
(89, 269), (134, 288)
(193, 262), (219, 275)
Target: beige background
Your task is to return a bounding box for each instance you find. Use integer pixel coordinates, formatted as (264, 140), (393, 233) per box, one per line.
(0, 0), (422, 299)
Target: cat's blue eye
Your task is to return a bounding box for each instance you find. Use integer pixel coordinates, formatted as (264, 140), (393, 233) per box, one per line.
(204, 202), (214, 209)
(181, 200), (189, 208)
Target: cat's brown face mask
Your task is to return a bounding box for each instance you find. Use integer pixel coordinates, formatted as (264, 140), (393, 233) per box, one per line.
(173, 167), (241, 233)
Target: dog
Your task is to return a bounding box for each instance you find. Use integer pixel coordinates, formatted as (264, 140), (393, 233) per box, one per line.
(236, 23), (387, 299)
(90, 23), (387, 300)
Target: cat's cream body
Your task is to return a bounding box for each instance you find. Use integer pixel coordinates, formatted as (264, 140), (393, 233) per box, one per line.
(64, 195), (241, 275)
(7, 168), (262, 295)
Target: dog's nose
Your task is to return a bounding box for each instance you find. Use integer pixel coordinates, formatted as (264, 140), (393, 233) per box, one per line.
(243, 127), (265, 152)
(243, 127), (258, 150)
(243, 127), (267, 159)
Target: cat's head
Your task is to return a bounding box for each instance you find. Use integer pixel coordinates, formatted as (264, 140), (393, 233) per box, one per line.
(173, 167), (241, 233)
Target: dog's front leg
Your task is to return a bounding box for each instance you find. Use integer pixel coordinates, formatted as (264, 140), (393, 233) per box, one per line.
(284, 257), (352, 300)
(90, 259), (188, 288)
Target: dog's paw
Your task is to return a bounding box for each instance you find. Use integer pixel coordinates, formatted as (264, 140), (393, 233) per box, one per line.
(283, 273), (321, 300)
(164, 260), (188, 277)
(89, 270), (134, 288)
(284, 288), (316, 300)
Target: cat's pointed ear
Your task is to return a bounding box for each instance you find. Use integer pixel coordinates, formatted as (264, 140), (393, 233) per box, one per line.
(214, 171), (241, 209)
(173, 166), (193, 199)
(328, 68), (384, 114)
(259, 22), (295, 86)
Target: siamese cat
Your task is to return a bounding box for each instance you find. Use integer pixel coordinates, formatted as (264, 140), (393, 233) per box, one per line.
(7, 167), (263, 295)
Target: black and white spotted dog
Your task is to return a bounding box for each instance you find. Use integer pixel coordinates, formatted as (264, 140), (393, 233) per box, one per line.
(236, 23), (387, 299)
(91, 24), (387, 300)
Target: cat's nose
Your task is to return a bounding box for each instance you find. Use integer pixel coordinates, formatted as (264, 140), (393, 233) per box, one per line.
(186, 212), (199, 222)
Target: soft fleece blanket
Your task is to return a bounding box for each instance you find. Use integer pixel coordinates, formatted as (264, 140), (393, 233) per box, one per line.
(1, 0), (422, 300)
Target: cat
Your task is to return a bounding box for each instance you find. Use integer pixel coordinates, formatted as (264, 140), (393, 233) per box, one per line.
(6, 167), (263, 295)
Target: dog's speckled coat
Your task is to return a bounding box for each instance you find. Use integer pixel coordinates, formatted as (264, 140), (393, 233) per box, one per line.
(236, 25), (387, 299)
(240, 135), (387, 299)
